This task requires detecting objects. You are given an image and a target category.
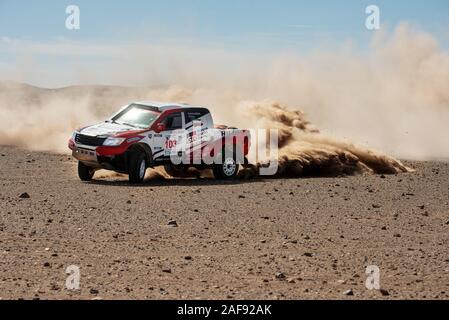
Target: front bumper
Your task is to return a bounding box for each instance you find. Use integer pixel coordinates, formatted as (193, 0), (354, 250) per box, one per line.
(69, 138), (130, 171)
(71, 144), (101, 167)
(72, 146), (97, 162)
(69, 137), (130, 156)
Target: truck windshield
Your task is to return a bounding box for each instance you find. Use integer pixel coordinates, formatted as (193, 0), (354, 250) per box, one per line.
(112, 104), (160, 129)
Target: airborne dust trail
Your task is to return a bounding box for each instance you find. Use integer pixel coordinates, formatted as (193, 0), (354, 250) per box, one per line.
(0, 82), (412, 177)
(239, 102), (411, 177)
(0, 25), (448, 177)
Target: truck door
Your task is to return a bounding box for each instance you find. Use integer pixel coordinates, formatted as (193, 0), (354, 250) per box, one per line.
(159, 111), (185, 159)
(184, 109), (212, 163)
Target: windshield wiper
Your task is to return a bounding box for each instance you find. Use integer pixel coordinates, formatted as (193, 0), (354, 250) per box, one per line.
(107, 119), (146, 129)
(116, 121), (140, 128)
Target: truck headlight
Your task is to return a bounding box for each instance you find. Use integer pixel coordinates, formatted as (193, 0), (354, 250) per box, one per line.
(103, 137), (125, 146)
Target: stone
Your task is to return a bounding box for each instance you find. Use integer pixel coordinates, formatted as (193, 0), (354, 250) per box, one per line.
(380, 288), (390, 296)
(162, 267), (172, 273)
(90, 288), (99, 295)
(343, 289), (354, 296)
(167, 220), (178, 227)
(275, 272), (286, 279)
(303, 252), (314, 257)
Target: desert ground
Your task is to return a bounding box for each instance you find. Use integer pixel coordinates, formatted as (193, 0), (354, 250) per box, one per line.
(0, 145), (448, 300)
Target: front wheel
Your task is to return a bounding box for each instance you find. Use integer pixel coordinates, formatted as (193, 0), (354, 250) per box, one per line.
(128, 152), (147, 183)
(212, 153), (239, 180)
(78, 162), (95, 181)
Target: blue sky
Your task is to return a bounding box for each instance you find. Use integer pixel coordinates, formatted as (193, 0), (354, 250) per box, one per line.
(0, 0), (448, 86)
(1, 0), (448, 47)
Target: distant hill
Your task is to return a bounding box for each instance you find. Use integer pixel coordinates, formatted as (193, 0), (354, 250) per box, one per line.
(0, 81), (168, 116)
(0, 81), (177, 150)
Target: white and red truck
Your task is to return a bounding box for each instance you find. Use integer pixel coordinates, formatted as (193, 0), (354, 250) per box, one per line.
(68, 101), (250, 183)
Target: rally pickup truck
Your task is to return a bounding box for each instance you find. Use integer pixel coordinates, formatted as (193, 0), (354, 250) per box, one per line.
(68, 101), (250, 183)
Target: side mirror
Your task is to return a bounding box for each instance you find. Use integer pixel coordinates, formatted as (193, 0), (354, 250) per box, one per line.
(155, 123), (166, 133)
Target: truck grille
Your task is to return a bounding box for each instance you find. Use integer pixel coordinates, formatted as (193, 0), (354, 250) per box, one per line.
(75, 134), (106, 146)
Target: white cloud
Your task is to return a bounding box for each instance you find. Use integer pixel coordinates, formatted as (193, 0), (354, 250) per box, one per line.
(0, 36), (272, 87)
(0, 38), (124, 57)
(1, 36), (12, 43)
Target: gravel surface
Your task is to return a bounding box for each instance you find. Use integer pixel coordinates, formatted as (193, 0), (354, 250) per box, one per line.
(0, 145), (448, 300)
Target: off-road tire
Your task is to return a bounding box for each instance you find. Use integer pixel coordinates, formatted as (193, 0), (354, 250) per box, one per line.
(78, 161), (95, 181)
(212, 148), (239, 180)
(128, 151), (147, 184)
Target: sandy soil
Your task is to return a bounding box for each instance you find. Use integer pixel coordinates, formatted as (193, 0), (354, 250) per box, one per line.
(0, 145), (448, 300)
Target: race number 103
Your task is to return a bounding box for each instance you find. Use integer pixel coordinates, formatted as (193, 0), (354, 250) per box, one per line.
(221, 304), (272, 316)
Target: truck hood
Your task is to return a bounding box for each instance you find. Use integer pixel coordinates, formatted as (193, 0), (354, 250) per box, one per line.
(79, 122), (135, 137)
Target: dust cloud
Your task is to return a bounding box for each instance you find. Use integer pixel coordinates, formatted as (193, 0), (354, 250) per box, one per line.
(0, 24), (447, 177)
(240, 102), (411, 176)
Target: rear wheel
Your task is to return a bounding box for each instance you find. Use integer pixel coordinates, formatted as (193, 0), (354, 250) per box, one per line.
(128, 152), (147, 183)
(212, 148), (239, 180)
(78, 162), (95, 181)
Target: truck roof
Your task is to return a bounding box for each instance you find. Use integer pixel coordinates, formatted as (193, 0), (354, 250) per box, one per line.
(133, 101), (206, 112)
